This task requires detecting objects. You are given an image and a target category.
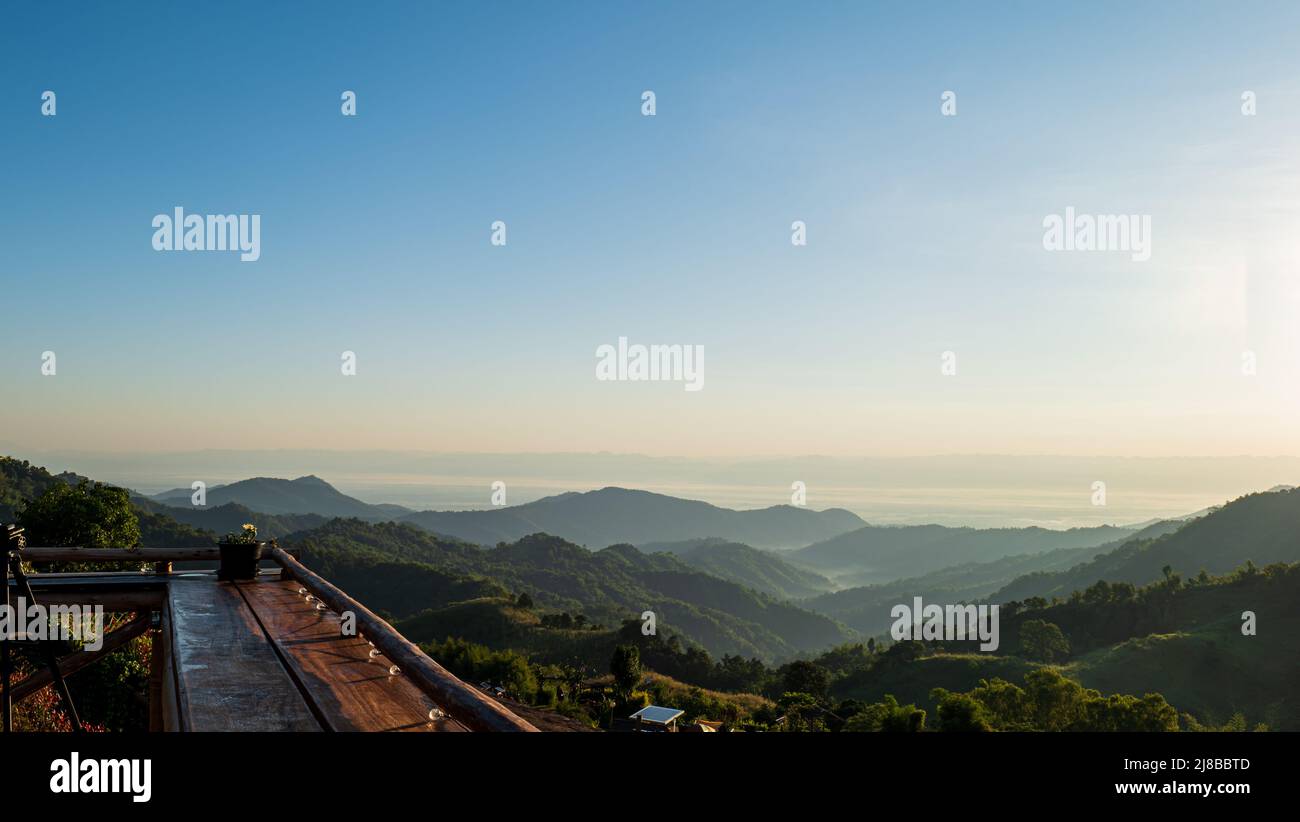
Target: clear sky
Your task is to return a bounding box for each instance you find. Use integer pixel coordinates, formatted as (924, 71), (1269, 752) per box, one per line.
(3, 1), (1300, 458)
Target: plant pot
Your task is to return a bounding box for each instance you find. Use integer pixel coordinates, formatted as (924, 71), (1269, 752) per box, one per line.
(218, 541), (262, 581)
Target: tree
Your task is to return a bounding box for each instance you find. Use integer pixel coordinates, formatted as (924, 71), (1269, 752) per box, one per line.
(930, 689), (994, 732)
(776, 692), (824, 732)
(843, 695), (926, 732)
(515, 592), (534, 609)
(18, 480), (140, 549)
(781, 660), (830, 702)
(1018, 619), (1070, 662)
(13, 479), (146, 730)
(610, 645), (642, 699)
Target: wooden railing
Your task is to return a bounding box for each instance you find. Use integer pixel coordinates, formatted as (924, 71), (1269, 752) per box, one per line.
(15, 545), (540, 733)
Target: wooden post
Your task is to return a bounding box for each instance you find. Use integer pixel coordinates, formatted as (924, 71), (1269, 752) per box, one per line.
(149, 612), (164, 732)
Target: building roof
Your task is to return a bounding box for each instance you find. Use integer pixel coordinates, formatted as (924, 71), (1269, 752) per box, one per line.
(629, 705), (685, 725)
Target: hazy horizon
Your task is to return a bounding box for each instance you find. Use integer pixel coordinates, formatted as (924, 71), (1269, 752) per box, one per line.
(8, 447), (1298, 529)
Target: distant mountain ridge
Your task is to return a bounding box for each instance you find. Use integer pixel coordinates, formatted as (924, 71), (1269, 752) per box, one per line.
(789, 522), (1139, 586)
(398, 487), (866, 549)
(151, 475), (406, 520)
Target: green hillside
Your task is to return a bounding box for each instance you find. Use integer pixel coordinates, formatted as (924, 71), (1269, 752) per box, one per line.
(790, 522), (1136, 586)
(803, 519), (1186, 636)
(645, 538), (835, 599)
(994, 487), (1300, 601)
(132, 496), (328, 540)
(1, 457), (70, 520)
(283, 519), (854, 661)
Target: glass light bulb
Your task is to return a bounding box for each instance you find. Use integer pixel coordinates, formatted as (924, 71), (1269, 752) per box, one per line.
(388, 665), (401, 676)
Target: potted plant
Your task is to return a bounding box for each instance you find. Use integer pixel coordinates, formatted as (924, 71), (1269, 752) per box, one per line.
(218, 523), (262, 580)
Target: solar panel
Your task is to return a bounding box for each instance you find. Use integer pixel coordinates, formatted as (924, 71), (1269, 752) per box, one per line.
(630, 705), (685, 724)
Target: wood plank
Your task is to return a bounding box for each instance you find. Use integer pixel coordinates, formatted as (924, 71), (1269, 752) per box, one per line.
(167, 575), (321, 731)
(268, 547), (536, 732)
(22, 547), (225, 562)
(235, 578), (467, 732)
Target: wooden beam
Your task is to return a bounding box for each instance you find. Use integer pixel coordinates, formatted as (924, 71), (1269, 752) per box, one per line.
(10, 588), (165, 611)
(267, 546), (538, 733)
(19, 547), (223, 562)
(10, 614), (152, 703)
(149, 623), (164, 732)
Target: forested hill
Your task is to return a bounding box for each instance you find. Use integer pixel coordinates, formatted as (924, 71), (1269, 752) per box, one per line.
(1, 457), (73, 520)
(801, 519), (1187, 636)
(282, 518), (853, 661)
(993, 487), (1300, 602)
(788, 522), (1136, 586)
(639, 538), (835, 599)
(150, 475), (402, 519)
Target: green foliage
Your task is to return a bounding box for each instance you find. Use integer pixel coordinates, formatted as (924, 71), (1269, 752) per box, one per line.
(781, 659), (830, 702)
(424, 637), (539, 700)
(843, 694), (927, 732)
(996, 487), (1300, 601)
(776, 691), (827, 732)
(1018, 619), (1070, 662)
(610, 645), (642, 699)
(18, 480), (140, 549)
(219, 523), (259, 545)
(135, 508), (215, 547)
(0, 457), (66, 521)
(132, 497), (326, 539)
(930, 669), (1178, 731)
(283, 520), (851, 660)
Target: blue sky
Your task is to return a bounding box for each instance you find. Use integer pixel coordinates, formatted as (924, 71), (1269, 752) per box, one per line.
(3, 2), (1300, 457)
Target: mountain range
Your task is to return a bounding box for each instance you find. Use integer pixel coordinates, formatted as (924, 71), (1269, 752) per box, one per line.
(283, 519), (853, 661)
(396, 487), (866, 550)
(799, 518), (1188, 636)
(150, 475), (410, 520)
(786, 521), (1140, 586)
(991, 486), (1300, 602)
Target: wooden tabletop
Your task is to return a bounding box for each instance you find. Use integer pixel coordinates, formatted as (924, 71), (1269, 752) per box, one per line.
(165, 572), (467, 732)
